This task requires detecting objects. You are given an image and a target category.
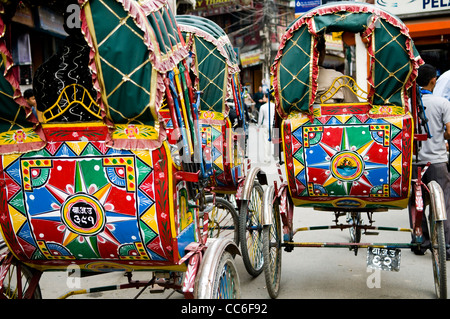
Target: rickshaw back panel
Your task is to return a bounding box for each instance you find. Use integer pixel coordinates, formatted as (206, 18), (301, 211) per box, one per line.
(282, 103), (413, 210)
(0, 124), (195, 272)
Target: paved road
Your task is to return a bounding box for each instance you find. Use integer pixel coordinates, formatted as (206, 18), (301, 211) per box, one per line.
(33, 206), (439, 299)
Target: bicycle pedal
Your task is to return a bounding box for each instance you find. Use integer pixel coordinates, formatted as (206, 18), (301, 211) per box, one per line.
(364, 231), (379, 235)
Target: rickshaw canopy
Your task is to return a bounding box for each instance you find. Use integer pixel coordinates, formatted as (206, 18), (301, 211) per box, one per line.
(272, 2), (423, 118)
(176, 15), (240, 115)
(80, 0), (188, 149)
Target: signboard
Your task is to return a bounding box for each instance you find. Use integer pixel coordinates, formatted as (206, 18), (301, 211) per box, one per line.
(191, 0), (253, 16)
(240, 49), (262, 68)
(376, 0), (450, 17)
(12, 5), (35, 28)
(295, 0), (321, 17)
(37, 6), (68, 37)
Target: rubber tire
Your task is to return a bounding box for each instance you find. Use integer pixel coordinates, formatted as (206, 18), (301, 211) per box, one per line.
(195, 251), (241, 299)
(430, 217), (447, 299)
(239, 182), (264, 277)
(262, 191), (282, 299)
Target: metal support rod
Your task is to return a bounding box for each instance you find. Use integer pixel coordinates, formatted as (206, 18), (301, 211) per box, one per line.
(293, 225), (412, 235)
(282, 242), (416, 249)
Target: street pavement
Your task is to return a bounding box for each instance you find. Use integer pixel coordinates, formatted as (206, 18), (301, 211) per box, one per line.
(1, 124), (446, 300)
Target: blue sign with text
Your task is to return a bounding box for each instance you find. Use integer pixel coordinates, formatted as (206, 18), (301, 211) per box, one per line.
(295, 0), (322, 15)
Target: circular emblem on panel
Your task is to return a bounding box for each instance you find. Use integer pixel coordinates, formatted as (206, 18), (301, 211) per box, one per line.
(84, 261), (134, 272)
(330, 151), (364, 181)
(61, 193), (106, 236)
(332, 198), (366, 208)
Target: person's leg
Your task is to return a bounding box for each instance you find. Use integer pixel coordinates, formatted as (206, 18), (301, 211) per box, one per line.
(408, 164), (429, 254)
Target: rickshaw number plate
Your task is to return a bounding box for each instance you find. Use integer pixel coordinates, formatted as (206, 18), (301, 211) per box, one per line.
(367, 247), (401, 272)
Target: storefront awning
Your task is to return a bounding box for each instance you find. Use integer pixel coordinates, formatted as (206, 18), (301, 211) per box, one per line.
(406, 17), (450, 44)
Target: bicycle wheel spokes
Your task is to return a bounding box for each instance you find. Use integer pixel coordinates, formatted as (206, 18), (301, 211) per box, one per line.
(239, 182), (264, 277)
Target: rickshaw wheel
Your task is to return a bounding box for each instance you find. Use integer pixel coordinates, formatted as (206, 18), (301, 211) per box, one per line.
(239, 182), (264, 277)
(205, 196), (239, 245)
(194, 250), (241, 299)
(428, 181), (447, 299)
(262, 185), (282, 299)
(212, 251), (240, 298)
(347, 212), (362, 255)
(0, 257), (42, 299)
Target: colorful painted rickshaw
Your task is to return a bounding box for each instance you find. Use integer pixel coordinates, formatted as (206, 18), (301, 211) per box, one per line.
(259, 2), (447, 298)
(162, 15), (267, 277)
(0, 0), (240, 299)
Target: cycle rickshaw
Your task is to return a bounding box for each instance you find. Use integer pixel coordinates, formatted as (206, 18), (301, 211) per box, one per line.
(0, 0), (240, 299)
(160, 15), (267, 277)
(259, 2), (447, 298)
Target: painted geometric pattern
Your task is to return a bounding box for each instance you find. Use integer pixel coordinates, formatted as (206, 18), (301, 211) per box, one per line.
(160, 109), (243, 188)
(201, 124), (226, 186)
(2, 141), (171, 263)
(286, 113), (411, 205)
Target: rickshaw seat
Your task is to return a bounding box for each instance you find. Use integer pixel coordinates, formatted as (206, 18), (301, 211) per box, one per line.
(281, 100), (414, 211)
(319, 76), (367, 104)
(40, 84), (102, 123)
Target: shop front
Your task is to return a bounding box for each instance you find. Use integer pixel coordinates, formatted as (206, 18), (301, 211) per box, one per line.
(376, 0), (450, 75)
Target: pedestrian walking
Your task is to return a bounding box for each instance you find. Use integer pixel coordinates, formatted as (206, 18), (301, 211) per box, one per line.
(253, 85), (267, 113)
(242, 86), (257, 123)
(257, 93), (275, 164)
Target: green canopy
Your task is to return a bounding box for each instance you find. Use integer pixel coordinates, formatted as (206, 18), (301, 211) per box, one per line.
(80, 0), (189, 149)
(272, 2), (423, 118)
(176, 15), (240, 115)
(81, 0), (187, 124)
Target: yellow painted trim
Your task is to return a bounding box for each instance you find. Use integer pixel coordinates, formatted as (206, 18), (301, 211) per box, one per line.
(162, 141), (178, 242)
(41, 122), (107, 129)
(41, 84), (102, 123)
(23, 262), (187, 273)
(225, 117), (233, 167)
(319, 75), (368, 103)
(406, 111), (414, 199)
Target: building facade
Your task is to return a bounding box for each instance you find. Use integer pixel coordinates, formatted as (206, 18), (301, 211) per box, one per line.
(9, 4), (68, 92)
